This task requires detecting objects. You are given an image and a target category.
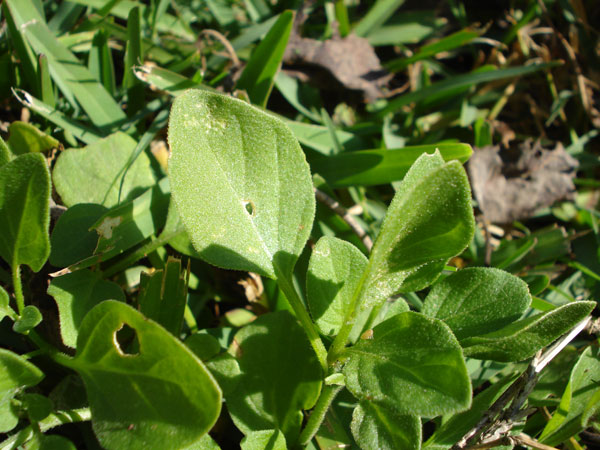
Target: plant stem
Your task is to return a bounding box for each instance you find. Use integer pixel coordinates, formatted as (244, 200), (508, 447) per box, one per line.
(0, 407), (91, 450)
(102, 230), (184, 277)
(274, 266), (328, 372)
(299, 384), (343, 446)
(12, 264), (25, 314)
(27, 330), (76, 368)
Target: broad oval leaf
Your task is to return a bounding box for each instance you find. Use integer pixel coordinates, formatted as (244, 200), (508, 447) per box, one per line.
(53, 132), (156, 208)
(307, 236), (368, 336)
(462, 301), (595, 362)
(227, 311), (322, 443)
(0, 153), (50, 271)
(168, 90), (315, 278)
(12, 305), (43, 334)
(358, 151), (474, 316)
(6, 121), (59, 156)
(0, 348), (44, 433)
(71, 300), (221, 450)
(351, 401), (421, 450)
(48, 270), (125, 348)
(422, 267), (531, 340)
(344, 311), (471, 417)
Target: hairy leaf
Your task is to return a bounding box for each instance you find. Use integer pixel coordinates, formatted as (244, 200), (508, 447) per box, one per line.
(307, 236), (368, 336)
(53, 132), (156, 208)
(169, 90), (315, 278)
(71, 301), (221, 450)
(48, 270), (125, 348)
(241, 430), (287, 450)
(0, 153), (50, 271)
(422, 267), (531, 340)
(0, 349), (44, 433)
(462, 301), (595, 361)
(344, 312), (471, 417)
(227, 311), (322, 443)
(351, 401), (421, 450)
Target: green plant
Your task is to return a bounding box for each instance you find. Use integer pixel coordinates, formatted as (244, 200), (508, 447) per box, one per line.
(0, 89), (595, 449)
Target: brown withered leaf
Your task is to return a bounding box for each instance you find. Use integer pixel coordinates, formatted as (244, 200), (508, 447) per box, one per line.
(283, 29), (390, 102)
(468, 140), (578, 223)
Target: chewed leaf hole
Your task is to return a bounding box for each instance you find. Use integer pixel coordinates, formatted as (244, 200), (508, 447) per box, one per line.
(114, 323), (139, 356)
(242, 200), (255, 217)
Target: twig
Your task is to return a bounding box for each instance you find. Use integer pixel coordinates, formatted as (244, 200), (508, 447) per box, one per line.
(453, 316), (593, 449)
(197, 29), (240, 67)
(467, 434), (559, 450)
(314, 188), (373, 251)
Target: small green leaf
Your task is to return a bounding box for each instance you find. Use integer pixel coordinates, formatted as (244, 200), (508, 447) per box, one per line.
(13, 305), (43, 334)
(236, 11), (294, 107)
(307, 236), (368, 336)
(22, 393), (53, 422)
(462, 301), (595, 362)
(241, 430), (287, 450)
(227, 311), (322, 443)
(30, 435), (77, 450)
(422, 267), (531, 340)
(72, 300), (221, 450)
(0, 286), (15, 322)
(351, 401), (421, 450)
(539, 346), (600, 446)
(6, 121), (59, 156)
(205, 353), (241, 396)
(168, 90), (315, 278)
(53, 132), (156, 208)
(48, 269), (125, 348)
(139, 257), (187, 336)
(0, 348), (44, 433)
(49, 203), (108, 267)
(185, 333), (222, 361)
(344, 312), (471, 417)
(0, 153), (50, 272)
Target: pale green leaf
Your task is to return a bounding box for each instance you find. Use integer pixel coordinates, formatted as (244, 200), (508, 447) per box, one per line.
(0, 153), (50, 271)
(0, 348), (44, 433)
(53, 132), (156, 208)
(6, 121), (59, 156)
(185, 333), (222, 361)
(422, 267), (531, 340)
(0, 136), (10, 166)
(241, 430), (287, 450)
(227, 311), (322, 443)
(351, 401), (421, 450)
(48, 269), (125, 348)
(307, 236), (368, 336)
(344, 312), (471, 417)
(168, 90), (315, 278)
(462, 301), (595, 362)
(71, 301), (222, 450)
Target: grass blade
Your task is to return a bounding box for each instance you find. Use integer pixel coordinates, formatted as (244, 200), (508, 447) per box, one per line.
(236, 10), (294, 107)
(311, 143), (472, 187)
(377, 62), (560, 117)
(353, 0), (406, 37)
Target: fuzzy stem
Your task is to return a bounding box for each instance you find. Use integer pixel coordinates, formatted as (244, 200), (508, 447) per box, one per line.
(299, 384), (343, 446)
(12, 265), (25, 315)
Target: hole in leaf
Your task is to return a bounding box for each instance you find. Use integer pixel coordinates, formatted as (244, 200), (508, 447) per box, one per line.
(243, 200), (255, 217)
(114, 324), (139, 356)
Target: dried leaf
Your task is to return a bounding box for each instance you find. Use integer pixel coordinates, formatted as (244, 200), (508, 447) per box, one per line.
(469, 140), (578, 223)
